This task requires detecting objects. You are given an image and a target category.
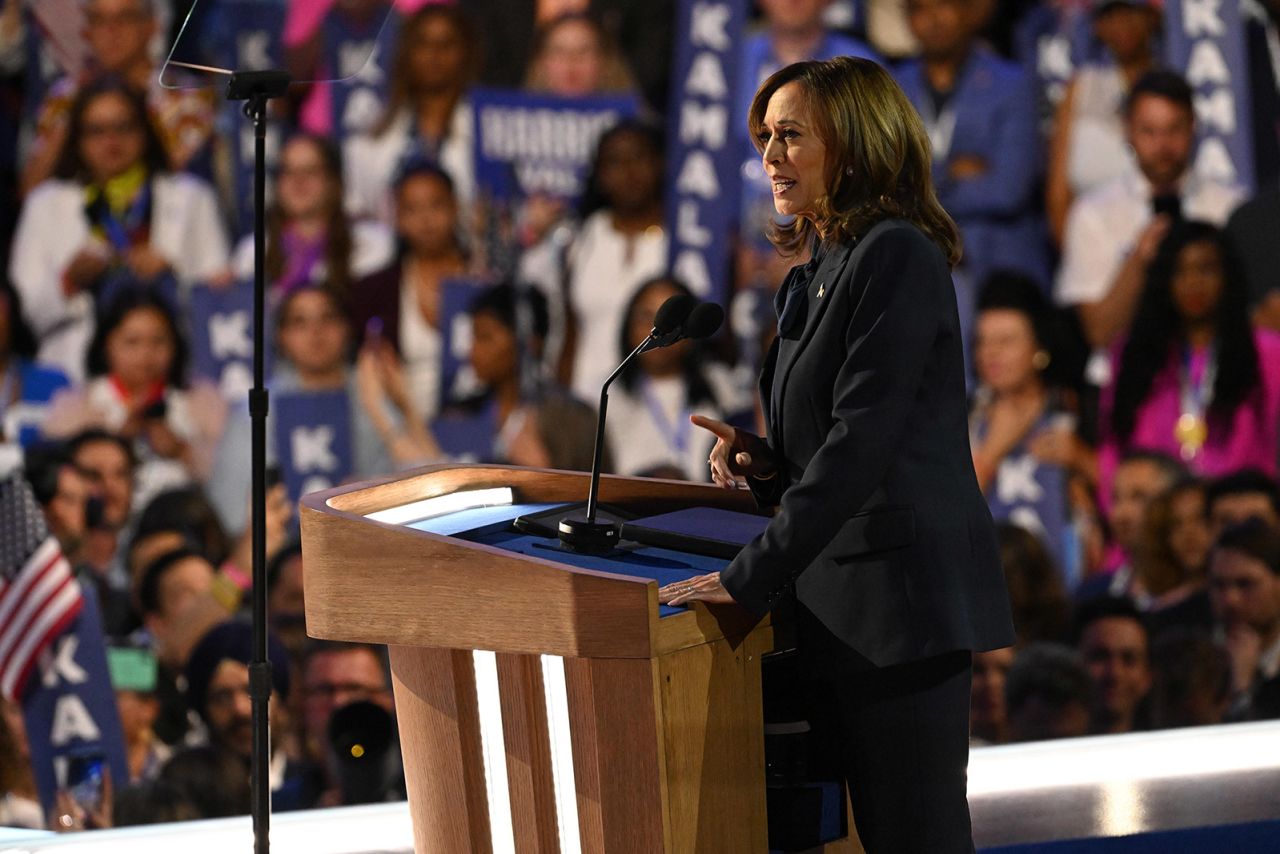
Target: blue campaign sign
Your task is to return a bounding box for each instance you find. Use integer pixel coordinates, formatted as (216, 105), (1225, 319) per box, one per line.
(1012, 3), (1104, 112)
(663, 0), (745, 306)
(22, 584), (128, 819)
(273, 389), (354, 502)
(437, 277), (488, 411)
(326, 3), (401, 140)
(432, 401), (500, 463)
(987, 444), (1075, 588)
(216, 0), (288, 235)
(188, 280), (263, 401)
(1165, 0), (1256, 192)
(471, 88), (640, 204)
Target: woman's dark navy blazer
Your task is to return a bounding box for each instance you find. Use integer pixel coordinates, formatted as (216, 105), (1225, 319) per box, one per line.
(721, 218), (1016, 666)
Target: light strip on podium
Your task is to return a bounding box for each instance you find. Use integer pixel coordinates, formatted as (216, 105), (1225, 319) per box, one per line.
(363, 487), (514, 525)
(542, 654), (582, 854)
(472, 650), (516, 852)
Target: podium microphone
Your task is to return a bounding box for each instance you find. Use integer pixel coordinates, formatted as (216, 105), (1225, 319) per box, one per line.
(559, 294), (700, 553)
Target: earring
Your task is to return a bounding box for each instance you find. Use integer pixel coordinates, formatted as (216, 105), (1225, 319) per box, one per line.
(845, 166), (854, 176)
(1032, 350), (1051, 371)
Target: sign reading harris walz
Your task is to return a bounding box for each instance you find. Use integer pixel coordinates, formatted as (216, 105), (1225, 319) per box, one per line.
(471, 89), (640, 204)
(1166, 0), (1256, 191)
(664, 0), (744, 306)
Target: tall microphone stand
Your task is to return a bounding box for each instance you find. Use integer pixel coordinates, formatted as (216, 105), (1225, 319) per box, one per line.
(226, 68), (291, 854)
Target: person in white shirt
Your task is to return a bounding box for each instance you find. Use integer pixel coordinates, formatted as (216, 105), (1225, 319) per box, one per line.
(342, 5), (477, 225)
(8, 78), (228, 382)
(605, 277), (750, 481)
(1055, 71), (1244, 358)
(230, 134), (393, 297)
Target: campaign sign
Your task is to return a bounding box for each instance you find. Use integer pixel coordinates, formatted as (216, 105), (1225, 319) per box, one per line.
(216, 0), (288, 235)
(273, 389), (354, 502)
(22, 584), (129, 819)
(437, 277), (488, 411)
(988, 444), (1074, 588)
(326, 2), (401, 140)
(188, 280), (263, 401)
(663, 0), (745, 305)
(472, 89), (640, 204)
(1165, 0), (1256, 191)
(432, 401), (500, 463)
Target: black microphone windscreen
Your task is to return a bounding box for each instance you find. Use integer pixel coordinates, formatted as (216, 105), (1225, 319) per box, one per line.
(652, 294), (697, 335)
(685, 302), (724, 339)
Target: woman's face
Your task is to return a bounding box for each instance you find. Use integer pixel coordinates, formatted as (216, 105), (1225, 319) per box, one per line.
(975, 308), (1041, 393)
(278, 291), (349, 375)
(1168, 487), (1211, 577)
(106, 307), (174, 389)
(630, 282), (689, 375)
(79, 91), (147, 183)
(759, 81), (828, 220)
(396, 173), (459, 256)
(1170, 240), (1225, 325)
(407, 14), (468, 93)
(1095, 6), (1158, 64)
(469, 310), (518, 386)
(538, 19), (604, 96)
(276, 138), (335, 222)
(595, 129), (663, 215)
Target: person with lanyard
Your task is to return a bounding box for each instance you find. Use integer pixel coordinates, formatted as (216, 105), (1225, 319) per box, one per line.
(605, 276), (750, 481)
(893, 0), (1049, 290)
(1099, 221), (1280, 508)
(659, 57), (1014, 851)
(8, 76), (228, 383)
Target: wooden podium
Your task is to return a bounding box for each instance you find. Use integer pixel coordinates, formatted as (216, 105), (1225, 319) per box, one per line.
(300, 464), (781, 853)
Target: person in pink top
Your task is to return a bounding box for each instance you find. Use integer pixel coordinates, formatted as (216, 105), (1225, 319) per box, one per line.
(1100, 220), (1280, 508)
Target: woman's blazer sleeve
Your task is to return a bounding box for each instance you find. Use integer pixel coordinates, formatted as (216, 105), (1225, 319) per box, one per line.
(720, 226), (946, 616)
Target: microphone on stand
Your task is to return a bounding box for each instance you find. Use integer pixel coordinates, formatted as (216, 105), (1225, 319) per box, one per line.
(558, 294), (723, 554)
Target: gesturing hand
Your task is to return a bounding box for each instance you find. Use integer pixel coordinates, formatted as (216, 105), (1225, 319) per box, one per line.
(691, 414), (776, 490)
(658, 572), (736, 606)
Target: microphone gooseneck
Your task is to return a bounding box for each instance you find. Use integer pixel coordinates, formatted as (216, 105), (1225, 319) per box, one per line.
(558, 294), (722, 554)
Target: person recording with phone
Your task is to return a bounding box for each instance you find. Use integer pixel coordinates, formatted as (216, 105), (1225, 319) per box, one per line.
(658, 57), (1014, 852)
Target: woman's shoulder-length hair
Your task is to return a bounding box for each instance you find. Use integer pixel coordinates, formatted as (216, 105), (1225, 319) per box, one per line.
(747, 56), (961, 266)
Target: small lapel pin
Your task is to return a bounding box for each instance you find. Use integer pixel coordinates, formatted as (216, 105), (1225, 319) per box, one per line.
(817, 282), (825, 298)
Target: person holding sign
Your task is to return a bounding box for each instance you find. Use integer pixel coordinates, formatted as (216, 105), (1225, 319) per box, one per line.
(230, 134), (393, 298)
(658, 58), (1014, 852)
(1100, 222), (1280, 504)
(9, 77), (228, 383)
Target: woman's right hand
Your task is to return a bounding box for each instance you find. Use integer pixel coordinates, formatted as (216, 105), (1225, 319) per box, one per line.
(691, 414), (776, 489)
(62, 246), (111, 295)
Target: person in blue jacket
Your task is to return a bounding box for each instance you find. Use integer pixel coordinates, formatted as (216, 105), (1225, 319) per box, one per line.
(894, 0), (1050, 289)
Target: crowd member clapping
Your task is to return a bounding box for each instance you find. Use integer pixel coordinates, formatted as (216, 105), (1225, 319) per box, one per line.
(1100, 222), (1280, 491)
(344, 5), (479, 223)
(231, 134), (393, 298)
(1045, 0), (1161, 246)
(9, 78), (227, 381)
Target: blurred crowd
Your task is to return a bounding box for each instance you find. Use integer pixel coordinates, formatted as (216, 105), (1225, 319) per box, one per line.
(2, 0), (1280, 835)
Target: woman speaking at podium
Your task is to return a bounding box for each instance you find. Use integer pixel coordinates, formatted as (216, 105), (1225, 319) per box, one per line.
(659, 57), (1015, 852)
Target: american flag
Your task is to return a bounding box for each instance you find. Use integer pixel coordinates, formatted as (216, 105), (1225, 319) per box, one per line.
(0, 474), (83, 702)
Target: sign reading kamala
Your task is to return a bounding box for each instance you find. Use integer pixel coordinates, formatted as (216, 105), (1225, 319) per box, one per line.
(664, 0), (744, 305)
(273, 389), (354, 502)
(1165, 0), (1256, 191)
(23, 587), (128, 819)
(326, 3), (401, 139)
(188, 281), (263, 401)
(472, 89), (640, 203)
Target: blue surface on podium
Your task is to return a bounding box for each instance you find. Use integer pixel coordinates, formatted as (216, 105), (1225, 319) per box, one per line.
(407, 503), (734, 618)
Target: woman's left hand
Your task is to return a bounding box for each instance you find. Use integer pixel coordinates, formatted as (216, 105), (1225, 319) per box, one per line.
(658, 572), (736, 606)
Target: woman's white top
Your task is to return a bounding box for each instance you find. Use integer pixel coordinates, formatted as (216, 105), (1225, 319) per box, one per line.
(342, 101), (475, 224)
(1066, 64), (1133, 197)
(230, 219), (395, 285)
(565, 211), (668, 402)
(8, 173), (230, 381)
(398, 269), (444, 421)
